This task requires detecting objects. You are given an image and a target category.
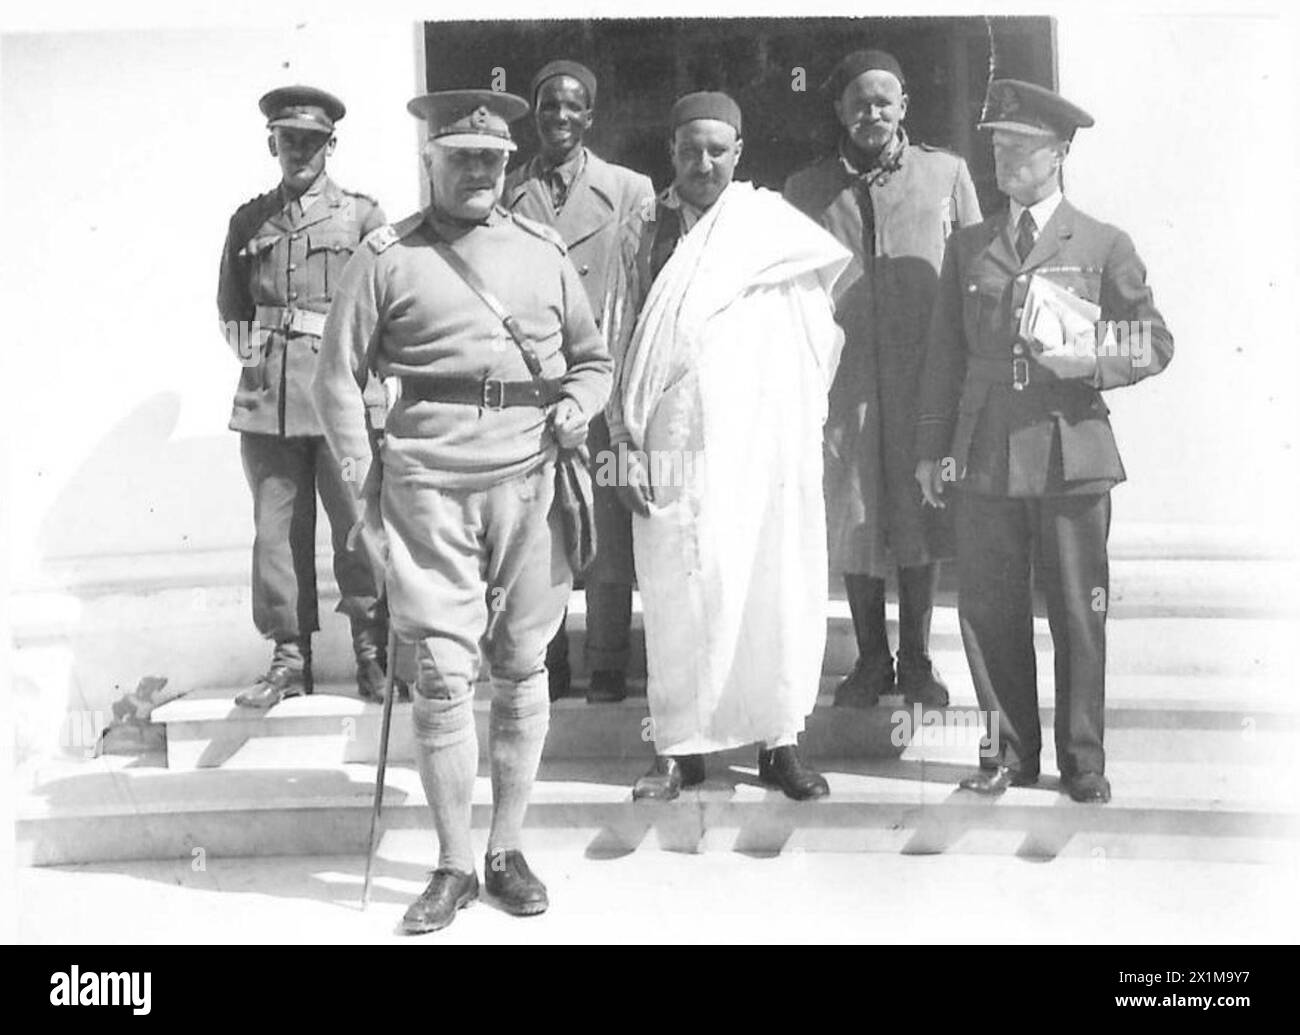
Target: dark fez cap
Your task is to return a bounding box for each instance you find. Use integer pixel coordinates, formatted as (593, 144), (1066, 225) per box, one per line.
(670, 91), (743, 135)
(978, 79), (1095, 140)
(530, 60), (597, 107)
(259, 85), (345, 134)
(407, 89), (530, 152)
(821, 49), (907, 98)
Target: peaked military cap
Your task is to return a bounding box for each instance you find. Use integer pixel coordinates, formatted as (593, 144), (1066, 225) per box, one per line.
(978, 78), (1094, 140)
(670, 91), (743, 135)
(530, 60), (597, 108)
(821, 49), (907, 98)
(259, 85), (345, 134)
(407, 89), (529, 151)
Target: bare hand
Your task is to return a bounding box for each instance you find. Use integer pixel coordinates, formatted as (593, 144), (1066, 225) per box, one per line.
(915, 459), (946, 509)
(550, 398), (588, 449)
(615, 450), (654, 517)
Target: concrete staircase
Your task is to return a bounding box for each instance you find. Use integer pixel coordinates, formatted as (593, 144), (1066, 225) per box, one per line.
(16, 549), (1300, 869)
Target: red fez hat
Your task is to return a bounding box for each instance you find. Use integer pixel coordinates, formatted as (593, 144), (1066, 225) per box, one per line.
(821, 49), (907, 98)
(530, 60), (597, 108)
(670, 91), (743, 135)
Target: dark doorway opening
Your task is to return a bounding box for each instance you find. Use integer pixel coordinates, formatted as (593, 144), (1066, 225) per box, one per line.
(423, 16), (1055, 214)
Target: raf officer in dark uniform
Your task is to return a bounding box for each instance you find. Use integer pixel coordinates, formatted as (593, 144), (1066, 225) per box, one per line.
(217, 86), (396, 707)
(914, 80), (1173, 803)
(785, 49), (982, 711)
(503, 60), (654, 704)
(313, 90), (611, 933)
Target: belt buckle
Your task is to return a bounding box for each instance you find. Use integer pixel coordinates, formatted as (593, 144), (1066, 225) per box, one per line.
(1012, 357), (1030, 391)
(481, 378), (506, 410)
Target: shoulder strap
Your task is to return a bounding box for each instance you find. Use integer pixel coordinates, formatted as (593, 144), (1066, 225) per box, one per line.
(429, 238), (543, 379)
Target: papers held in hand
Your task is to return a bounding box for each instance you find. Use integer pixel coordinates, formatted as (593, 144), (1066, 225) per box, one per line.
(1018, 274), (1111, 379)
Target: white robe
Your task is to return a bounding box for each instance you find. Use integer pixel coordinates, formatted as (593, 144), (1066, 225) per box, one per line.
(619, 181), (851, 754)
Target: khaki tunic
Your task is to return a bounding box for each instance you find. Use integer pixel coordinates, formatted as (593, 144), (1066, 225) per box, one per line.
(784, 143), (981, 575)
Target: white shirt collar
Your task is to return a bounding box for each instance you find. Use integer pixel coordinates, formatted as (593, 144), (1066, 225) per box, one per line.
(1009, 189), (1063, 235)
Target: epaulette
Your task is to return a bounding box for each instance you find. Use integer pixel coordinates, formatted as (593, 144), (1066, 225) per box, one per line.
(365, 212), (423, 254)
(341, 188), (379, 206)
(509, 211), (567, 254)
(917, 142), (958, 158)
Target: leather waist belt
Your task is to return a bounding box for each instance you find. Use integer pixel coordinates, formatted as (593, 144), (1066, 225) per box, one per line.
(400, 375), (565, 410)
(255, 304), (327, 338)
(965, 354), (1033, 392)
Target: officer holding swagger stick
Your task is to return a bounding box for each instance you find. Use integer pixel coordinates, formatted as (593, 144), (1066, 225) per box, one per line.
(313, 88), (611, 934)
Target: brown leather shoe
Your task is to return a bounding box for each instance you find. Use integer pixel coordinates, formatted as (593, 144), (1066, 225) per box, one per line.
(400, 868), (479, 934)
(897, 653), (950, 708)
(586, 669), (627, 703)
(758, 745), (830, 800)
(484, 850), (548, 916)
(833, 653), (893, 708)
(1062, 771), (1111, 804)
(234, 661), (312, 709)
(631, 754), (705, 801)
(958, 764), (1039, 795)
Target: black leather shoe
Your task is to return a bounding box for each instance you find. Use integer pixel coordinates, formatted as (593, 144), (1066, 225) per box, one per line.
(400, 868), (479, 934)
(631, 754), (705, 800)
(958, 764), (1039, 795)
(833, 653), (894, 708)
(1063, 771), (1111, 804)
(235, 662), (312, 709)
(586, 669), (627, 703)
(758, 745), (830, 801)
(897, 654), (950, 708)
(484, 850), (548, 916)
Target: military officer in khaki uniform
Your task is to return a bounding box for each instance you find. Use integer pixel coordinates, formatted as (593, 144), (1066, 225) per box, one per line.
(914, 80), (1174, 803)
(785, 49), (982, 711)
(503, 60), (654, 704)
(313, 90), (611, 933)
(217, 85), (398, 708)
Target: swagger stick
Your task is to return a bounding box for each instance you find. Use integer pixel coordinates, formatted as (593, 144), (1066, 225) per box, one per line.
(361, 625), (399, 909)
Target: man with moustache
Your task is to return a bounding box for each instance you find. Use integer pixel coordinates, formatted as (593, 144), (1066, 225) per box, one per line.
(785, 50), (982, 711)
(503, 60), (654, 704)
(914, 80), (1173, 803)
(313, 89), (611, 932)
(604, 92), (850, 801)
(217, 85), (399, 708)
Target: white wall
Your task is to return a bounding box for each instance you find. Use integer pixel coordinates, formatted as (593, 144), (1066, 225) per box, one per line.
(1, 20), (426, 583)
(1057, 11), (1298, 544)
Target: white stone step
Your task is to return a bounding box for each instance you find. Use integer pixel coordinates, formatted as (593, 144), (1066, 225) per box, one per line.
(16, 752), (1297, 868)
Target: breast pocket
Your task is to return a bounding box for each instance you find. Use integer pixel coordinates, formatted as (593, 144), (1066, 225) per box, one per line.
(306, 228), (357, 299)
(963, 277), (1004, 349)
(1042, 266), (1102, 306)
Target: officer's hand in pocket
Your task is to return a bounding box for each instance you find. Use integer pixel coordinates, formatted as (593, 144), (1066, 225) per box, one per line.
(550, 398), (588, 449)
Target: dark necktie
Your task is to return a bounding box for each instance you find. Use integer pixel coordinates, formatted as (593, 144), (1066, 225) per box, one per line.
(1015, 209), (1037, 264)
(548, 170), (568, 212)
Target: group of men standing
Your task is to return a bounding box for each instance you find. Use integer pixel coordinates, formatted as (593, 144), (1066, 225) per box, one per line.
(217, 46), (1171, 934)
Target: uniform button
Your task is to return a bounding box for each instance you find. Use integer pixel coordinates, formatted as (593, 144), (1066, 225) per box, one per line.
(1013, 307), (1023, 319)
(579, 265), (590, 275)
(1016, 274), (1027, 284)
(1012, 344), (1025, 356)
(967, 283), (978, 293)
(1012, 382), (1025, 392)
(290, 232), (300, 240)
(288, 292), (298, 301)
(288, 263), (297, 271)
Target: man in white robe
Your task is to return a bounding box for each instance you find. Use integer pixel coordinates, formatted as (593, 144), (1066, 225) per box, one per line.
(603, 92), (851, 800)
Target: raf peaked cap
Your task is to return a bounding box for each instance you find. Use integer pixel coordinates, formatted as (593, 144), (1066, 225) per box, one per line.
(530, 60), (597, 107)
(670, 91), (743, 135)
(979, 78), (1095, 140)
(259, 85), (346, 134)
(407, 89), (529, 151)
(821, 49), (907, 98)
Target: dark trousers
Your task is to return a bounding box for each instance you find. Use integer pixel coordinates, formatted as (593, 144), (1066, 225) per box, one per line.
(956, 490), (1111, 777)
(240, 433), (381, 641)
